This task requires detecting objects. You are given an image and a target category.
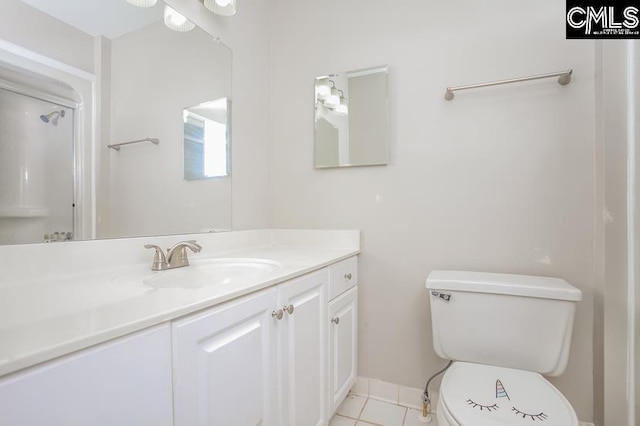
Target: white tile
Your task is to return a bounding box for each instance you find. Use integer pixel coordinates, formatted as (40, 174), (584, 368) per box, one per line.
(351, 376), (370, 397)
(399, 385), (423, 409)
(355, 422), (379, 426)
(360, 398), (407, 426)
(369, 379), (398, 404)
(403, 408), (439, 426)
(330, 414), (357, 426)
(337, 394), (367, 419)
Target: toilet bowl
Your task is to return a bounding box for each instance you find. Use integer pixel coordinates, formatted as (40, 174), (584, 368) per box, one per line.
(436, 362), (578, 426)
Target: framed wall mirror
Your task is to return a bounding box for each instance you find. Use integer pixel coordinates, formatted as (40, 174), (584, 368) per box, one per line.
(314, 65), (389, 168)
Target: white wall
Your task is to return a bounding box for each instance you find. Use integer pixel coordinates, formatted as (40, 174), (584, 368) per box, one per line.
(269, 0), (596, 421)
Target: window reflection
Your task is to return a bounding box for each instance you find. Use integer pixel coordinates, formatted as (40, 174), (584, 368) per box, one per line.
(183, 97), (229, 180)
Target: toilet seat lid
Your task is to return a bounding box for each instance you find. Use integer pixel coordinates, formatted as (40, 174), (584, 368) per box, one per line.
(439, 362), (578, 426)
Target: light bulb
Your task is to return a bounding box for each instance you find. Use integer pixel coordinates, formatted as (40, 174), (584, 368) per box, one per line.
(126, 0), (157, 7)
(164, 6), (195, 32)
(204, 0), (237, 16)
(315, 78), (331, 99)
(325, 88), (340, 107)
(335, 102), (348, 115)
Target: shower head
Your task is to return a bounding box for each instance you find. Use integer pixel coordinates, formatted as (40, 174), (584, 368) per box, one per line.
(40, 110), (65, 123)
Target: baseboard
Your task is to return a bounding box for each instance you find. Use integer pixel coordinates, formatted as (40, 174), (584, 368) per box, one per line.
(350, 376), (432, 411)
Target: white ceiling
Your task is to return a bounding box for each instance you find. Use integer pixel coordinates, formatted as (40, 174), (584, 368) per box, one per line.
(20, 0), (164, 39)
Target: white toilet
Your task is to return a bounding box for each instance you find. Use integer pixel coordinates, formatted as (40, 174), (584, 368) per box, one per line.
(425, 270), (582, 426)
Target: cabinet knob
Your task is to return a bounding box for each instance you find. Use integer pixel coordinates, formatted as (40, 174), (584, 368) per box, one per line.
(344, 273), (352, 280)
(331, 317), (340, 325)
(284, 304), (295, 315)
(272, 309), (284, 320)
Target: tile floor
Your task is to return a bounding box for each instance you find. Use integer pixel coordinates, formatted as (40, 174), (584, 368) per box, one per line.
(330, 394), (439, 426)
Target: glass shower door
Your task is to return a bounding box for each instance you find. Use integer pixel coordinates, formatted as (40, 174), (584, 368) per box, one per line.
(0, 87), (74, 244)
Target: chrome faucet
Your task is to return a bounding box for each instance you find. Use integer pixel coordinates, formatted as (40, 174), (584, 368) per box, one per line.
(167, 241), (202, 269)
(144, 240), (202, 271)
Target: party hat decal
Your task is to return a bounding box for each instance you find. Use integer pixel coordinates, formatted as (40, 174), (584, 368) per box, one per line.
(496, 379), (510, 400)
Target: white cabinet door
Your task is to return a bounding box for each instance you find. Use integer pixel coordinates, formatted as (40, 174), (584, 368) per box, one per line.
(279, 269), (328, 426)
(328, 286), (358, 415)
(0, 324), (173, 426)
(172, 269), (330, 426)
(172, 288), (279, 426)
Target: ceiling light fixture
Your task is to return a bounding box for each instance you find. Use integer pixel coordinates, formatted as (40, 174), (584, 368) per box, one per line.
(164, 5), (196, 32)
(315, 78), (348, 115)
(203, 0), (237, 16)
(126, 0), (158, 7)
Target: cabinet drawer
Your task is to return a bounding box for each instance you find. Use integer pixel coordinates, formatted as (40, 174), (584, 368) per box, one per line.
(329, 256), (358, 300)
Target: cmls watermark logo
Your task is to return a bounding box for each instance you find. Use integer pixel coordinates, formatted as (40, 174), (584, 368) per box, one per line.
(566, 2), (640, 38)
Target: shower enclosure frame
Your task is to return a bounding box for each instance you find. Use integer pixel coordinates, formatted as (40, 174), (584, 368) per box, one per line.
(598, 39), (640, 426)
(0, 79), (78, 242)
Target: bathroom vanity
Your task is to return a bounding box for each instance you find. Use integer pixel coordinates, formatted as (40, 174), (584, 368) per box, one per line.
(0, 229), (359, 426)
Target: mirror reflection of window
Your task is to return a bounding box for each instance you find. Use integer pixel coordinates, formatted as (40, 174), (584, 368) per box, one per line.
(183, 97), (229, 180)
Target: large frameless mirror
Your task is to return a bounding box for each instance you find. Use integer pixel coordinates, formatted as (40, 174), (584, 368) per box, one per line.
(314, 65), (389, 168)
(0, 0), (232, 244)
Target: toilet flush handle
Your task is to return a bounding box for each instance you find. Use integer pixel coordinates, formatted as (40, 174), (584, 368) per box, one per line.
(431, 291), (452, 302)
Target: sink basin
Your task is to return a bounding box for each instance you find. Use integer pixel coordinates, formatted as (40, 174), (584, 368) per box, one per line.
(113, 258), (283, 289)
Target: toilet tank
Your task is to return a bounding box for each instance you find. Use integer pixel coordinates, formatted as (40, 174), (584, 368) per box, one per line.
(426, 270), (582, 377)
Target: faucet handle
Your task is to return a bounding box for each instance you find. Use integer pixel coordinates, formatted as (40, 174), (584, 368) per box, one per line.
(144, 244), (168, 271)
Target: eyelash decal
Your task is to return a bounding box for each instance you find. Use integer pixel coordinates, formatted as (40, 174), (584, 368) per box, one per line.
(466, 399), (499, 412)
(511, 407), (549, 421)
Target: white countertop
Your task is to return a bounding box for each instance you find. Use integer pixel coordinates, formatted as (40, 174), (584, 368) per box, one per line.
(0, 230), (360, 378)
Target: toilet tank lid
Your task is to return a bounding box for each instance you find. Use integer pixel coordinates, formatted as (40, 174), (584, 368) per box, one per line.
(426, 270), (582, 301)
